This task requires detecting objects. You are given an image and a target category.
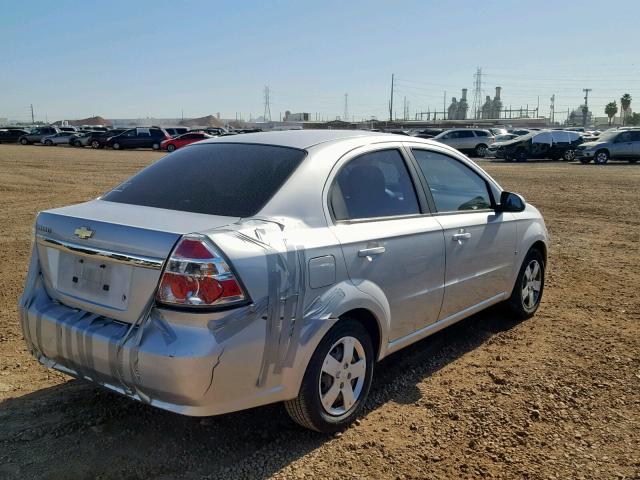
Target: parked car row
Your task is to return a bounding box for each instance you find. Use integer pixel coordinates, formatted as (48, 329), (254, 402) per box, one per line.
(0, 124), (253, 151)
(485, 130), (583, 162)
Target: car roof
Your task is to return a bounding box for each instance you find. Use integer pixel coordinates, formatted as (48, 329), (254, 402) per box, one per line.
(198, 129), (396, 150)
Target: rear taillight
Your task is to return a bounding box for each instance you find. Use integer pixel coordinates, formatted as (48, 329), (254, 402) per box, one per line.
(156, 235), (246, 308)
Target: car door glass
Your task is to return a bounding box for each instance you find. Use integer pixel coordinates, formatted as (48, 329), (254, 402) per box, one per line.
(412, 149), (492, 212)
(459, 131), (474, 138)
(331, 149), (420, 221)
(629, 131), (640, 142)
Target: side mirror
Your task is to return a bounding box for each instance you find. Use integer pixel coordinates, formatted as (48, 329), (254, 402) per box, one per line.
(497, 191), (526, 212)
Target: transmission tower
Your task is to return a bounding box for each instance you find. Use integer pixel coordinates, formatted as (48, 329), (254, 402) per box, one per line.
(344, 93), (349, 121)
(263, 86), (271, 121)
(471, 67), (483, 120)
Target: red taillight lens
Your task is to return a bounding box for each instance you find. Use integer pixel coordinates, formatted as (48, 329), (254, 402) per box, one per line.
(156, 235), (246, 307)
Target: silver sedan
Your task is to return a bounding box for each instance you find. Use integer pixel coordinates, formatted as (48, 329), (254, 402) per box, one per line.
(19, 130), (548, 432)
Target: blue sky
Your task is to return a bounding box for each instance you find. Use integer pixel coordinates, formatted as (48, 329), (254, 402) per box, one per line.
(1, 0), (638, 122)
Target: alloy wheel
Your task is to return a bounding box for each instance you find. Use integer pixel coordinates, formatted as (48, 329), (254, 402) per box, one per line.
(564, 149), (576, 161)
(319, 336), (367, 416)
(521, 260), (542, 310)
(595, 152), (609, 164)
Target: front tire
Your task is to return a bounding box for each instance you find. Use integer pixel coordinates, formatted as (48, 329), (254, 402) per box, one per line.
(112, 142), (121, 150)
(167, 144), (176, 152)
(284, 319), (374, 432)
(91, 140), (100, 149)
(506, 249), (545, 320)
(44, 139), (53, 146)
(20, 138), (29, 145)
(594, 150), (609, 165)
(152, 142), (160, 150)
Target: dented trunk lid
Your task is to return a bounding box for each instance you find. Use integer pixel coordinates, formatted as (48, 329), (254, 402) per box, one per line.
(35, 199), (238, 323)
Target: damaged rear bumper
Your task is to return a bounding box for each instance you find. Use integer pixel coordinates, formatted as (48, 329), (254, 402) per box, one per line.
(18, 272), (298, 417)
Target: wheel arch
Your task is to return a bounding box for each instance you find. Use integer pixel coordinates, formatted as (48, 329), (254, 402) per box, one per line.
(337, 307), (382, 362)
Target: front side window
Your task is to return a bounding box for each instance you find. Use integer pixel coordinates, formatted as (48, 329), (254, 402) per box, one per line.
(458, 130), (475, 138)
(412, 149), (492, 212)
(331, 149), (420, 221)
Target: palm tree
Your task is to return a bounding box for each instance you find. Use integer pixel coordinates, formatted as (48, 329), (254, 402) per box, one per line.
(620, 93), (632, 125)
(605, 101), (618, 125)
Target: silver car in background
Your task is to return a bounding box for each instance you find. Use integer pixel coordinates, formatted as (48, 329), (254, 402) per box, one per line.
(41, 131), (78, 146)
(19, 130), (548, 432)
(432, 128), (495, 157)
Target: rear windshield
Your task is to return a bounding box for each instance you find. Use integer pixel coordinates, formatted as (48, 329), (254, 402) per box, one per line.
(102, 143), (306, 217)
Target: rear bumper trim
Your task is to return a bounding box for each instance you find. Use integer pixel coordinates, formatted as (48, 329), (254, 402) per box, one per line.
(36, 235), (164, 270)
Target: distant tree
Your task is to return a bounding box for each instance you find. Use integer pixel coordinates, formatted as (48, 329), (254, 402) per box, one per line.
(628, 112), (640, 126)
(620, 93), (632, 125)
(604, 101), (618, 125)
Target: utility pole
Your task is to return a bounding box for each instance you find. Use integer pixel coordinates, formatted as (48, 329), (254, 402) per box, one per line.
(582, 88), (592, 127)
(263, 86), (272, 121)
(550, 94), (555, 125)
(443, 91), (446, 119)
(30, 104), (35, 124)
(344, 93), (349, 121)
(389, 74), (394, 121)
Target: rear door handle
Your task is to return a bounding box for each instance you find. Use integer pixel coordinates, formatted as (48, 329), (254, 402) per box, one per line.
(452, 232), (472, 242)
(358, 246), (386, 257)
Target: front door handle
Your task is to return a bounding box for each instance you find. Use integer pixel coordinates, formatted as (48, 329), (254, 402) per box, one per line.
(358, 246), (386, 257)
(452, 232), (472, 242)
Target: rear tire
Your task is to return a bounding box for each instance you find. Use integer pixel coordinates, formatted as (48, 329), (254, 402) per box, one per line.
(152, 142), (160, 150)
(284, 318), (374, 432)
(91, 140), (100, 149)
(506, 249), (545, 320)
(563, 149), (576, 161)
(20, 138), (29, 145)
(594, 150), (609, 165)
(474, 144), (487, 158)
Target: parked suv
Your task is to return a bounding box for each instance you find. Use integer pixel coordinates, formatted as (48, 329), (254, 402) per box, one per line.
(105, 127), (169, 150)
(576, 129), (640, 164)
(0, 128), (29, 143)
(486, 130), (582, 162)
(432, 129), (495, 157)
(19, 126), (60, 144)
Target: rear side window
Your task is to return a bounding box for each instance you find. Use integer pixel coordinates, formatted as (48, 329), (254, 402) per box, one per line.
(331, 149), (420, 221)
(412, 149), (492, 212)
(102, 143), (306, 217)
(475, 130), (489, 137)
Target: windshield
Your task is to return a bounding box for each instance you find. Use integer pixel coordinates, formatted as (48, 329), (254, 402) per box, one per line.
(102, 143), (306, 217)
(597, 130), (620, 142)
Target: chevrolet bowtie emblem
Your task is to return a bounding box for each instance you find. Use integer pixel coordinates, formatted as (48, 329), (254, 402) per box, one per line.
(74, 226), (94, 240)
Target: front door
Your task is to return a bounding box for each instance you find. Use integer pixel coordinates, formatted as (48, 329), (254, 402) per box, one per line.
(409, 148), (517, 319)
(328, 147), (446, 341)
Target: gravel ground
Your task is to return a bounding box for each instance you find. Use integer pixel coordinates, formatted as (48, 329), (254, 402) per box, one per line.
(0, 144), (638, 480)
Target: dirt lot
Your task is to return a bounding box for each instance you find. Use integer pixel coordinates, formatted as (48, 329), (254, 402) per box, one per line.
(0, 144), (638, 480)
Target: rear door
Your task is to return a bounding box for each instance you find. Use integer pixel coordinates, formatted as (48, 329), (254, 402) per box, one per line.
(409, 148), (516, 320)
(327, 146), (446, 341)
